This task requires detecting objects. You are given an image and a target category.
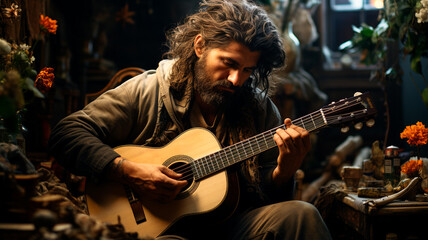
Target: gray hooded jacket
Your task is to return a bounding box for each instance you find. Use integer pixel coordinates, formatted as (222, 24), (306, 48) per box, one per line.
(49, 59), (295, 210)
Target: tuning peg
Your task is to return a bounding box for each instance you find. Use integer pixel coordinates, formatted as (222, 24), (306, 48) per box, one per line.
(341, 126), (350, 133)
(366, 119), (375, 127)
(354, 122), (363, 130)
(354, 92), (362, 97)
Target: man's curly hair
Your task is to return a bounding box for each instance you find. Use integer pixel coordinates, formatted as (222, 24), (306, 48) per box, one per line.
(165, 0), (285, 97)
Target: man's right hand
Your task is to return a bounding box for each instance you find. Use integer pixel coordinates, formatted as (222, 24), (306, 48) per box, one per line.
(109, 157), (188, 203)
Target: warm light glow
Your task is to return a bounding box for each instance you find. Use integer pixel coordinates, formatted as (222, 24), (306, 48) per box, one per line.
(370, 0), (384, 9)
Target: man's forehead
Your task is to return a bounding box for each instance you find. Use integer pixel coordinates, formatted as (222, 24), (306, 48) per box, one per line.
(214, 41), (260, 65)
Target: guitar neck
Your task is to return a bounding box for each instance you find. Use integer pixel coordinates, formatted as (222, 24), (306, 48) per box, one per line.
(191, 109), (327, 180)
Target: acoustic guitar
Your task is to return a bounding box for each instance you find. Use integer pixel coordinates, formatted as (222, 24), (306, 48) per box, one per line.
(86, 92), (377, 237)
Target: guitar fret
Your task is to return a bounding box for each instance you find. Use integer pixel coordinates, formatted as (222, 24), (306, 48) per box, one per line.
(300, 118), (305, 129)
(222, 148), (227, 167)
(269, 131), (276, 148)
(191, 162), (200, 179)
(227, 147), (233, 166)
(201, 157), (208, 176)
(219, 149), (225, 169)
(320, 108), (327, 125)
(210, 155), (215, 173)
(224, 149), (229, 169)
(199, 159), (206, 177)
(241, 142), (247, 159)
(207, 156), (212, 174)
(310, 113), (316, 130)
(222, 149), (229, 169)
(233, 144), (240, 161)
(234, 145), (240, 161)
(195, 160), (201, 178)
(248, 140), (254, 156)
(211, 154), (217, 173)
(255, 137), (261, 155)
(213, 153), (220, 172)
(206, 155), (211, 173)
(263, 134), (269, 149)
(227, 149), (232, 168)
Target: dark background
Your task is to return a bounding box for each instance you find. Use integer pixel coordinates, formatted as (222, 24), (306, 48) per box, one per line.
(1, 0), (427, 180)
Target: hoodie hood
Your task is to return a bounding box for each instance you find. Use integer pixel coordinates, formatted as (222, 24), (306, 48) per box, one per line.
(156, 59), (193, 132)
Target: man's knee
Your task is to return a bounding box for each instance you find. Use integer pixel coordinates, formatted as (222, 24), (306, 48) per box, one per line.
(276, 200), (318, 214)
(273, 200), (323, 225)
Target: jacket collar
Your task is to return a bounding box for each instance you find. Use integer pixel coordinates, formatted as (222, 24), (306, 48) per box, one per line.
(156, 59), (193, 132)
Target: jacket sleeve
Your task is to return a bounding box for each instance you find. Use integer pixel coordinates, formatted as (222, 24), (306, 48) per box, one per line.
(48, 73), (156, 180)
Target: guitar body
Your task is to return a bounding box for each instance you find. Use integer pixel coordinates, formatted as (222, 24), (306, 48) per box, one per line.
(86, 128), (234, 238)
(86, 92), (377, 238)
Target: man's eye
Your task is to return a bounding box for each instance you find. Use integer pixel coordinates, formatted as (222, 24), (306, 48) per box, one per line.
(223, 61), (232, 66)
(223, 59), (235, 67)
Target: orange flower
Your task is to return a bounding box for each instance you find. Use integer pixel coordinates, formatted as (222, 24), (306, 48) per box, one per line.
(401, 159), (423, 177)
(35, 67), (55, 93)
(400, 122), (428, 146)
(40, 15), (58, 34)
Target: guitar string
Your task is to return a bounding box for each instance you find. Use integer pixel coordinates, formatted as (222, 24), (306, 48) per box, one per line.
(175, 117), (324, 181)
(173, 114), (326, 180)
(174, 105), (369, 181)
(180, 102), (368, 179)
(223, 108), (369, 166)
(174, 107), (369, 181)
(172, 100), (370, 180)
(175, 117), (363, 181)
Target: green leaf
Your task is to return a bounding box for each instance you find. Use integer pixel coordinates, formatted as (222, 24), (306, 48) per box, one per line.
(374, 19), (389, 36)
(352, 25), (362, 33)
(360, 27), (374, 38)
(398, 24), (408, 43)
(385, 67), (397, 78)
(410, 55), (422, 74)
(24, 67), (37, 79)
(422, 88), (428, 109)
(339, 40), (353, 51)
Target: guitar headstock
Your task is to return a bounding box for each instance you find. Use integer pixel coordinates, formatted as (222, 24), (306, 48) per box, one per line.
(321, 92), (377, 131)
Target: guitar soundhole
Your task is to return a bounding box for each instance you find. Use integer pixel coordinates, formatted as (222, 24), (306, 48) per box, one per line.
(164, 155), (198, 200)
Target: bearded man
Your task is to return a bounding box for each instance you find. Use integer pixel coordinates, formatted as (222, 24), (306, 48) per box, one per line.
(49, 0), (332, 239)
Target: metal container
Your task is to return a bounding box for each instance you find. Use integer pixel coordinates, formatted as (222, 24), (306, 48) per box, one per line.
(384, 145), (401, 186)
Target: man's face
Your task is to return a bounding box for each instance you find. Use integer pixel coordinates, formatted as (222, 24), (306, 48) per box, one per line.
(194, 41), (260, 107)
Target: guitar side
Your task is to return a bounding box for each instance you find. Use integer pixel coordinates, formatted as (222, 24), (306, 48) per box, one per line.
(86, 128), (229, 238)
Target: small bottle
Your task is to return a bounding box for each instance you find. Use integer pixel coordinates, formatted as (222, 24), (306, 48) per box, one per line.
(384, 146), (400, 186)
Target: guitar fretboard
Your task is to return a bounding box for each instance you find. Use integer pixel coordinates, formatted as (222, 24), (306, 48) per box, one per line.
(190, 110), (327, 180)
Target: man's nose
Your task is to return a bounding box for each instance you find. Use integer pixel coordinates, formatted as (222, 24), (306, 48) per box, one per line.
(227, 69), (243, 86)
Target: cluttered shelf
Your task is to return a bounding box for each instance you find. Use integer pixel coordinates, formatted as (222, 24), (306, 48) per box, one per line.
(310, 121), (428, 240)
(315, 179), (428, 240)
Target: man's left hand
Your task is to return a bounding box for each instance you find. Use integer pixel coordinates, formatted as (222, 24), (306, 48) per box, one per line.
(272, 118), (311, 185)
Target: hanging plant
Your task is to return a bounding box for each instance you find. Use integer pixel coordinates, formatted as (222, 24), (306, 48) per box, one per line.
(339, 0), (428, 108)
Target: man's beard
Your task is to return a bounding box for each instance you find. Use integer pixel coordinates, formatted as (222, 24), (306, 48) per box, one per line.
(193, 56), (239, 107)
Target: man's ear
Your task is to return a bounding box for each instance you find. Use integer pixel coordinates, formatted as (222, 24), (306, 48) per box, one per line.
(194, 34), (205, 57)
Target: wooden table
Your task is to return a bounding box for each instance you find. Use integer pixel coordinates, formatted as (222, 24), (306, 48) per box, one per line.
(328, 190), (428, 240)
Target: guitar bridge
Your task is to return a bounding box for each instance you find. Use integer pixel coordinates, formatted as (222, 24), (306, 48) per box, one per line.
(124, 185), (146, 224)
